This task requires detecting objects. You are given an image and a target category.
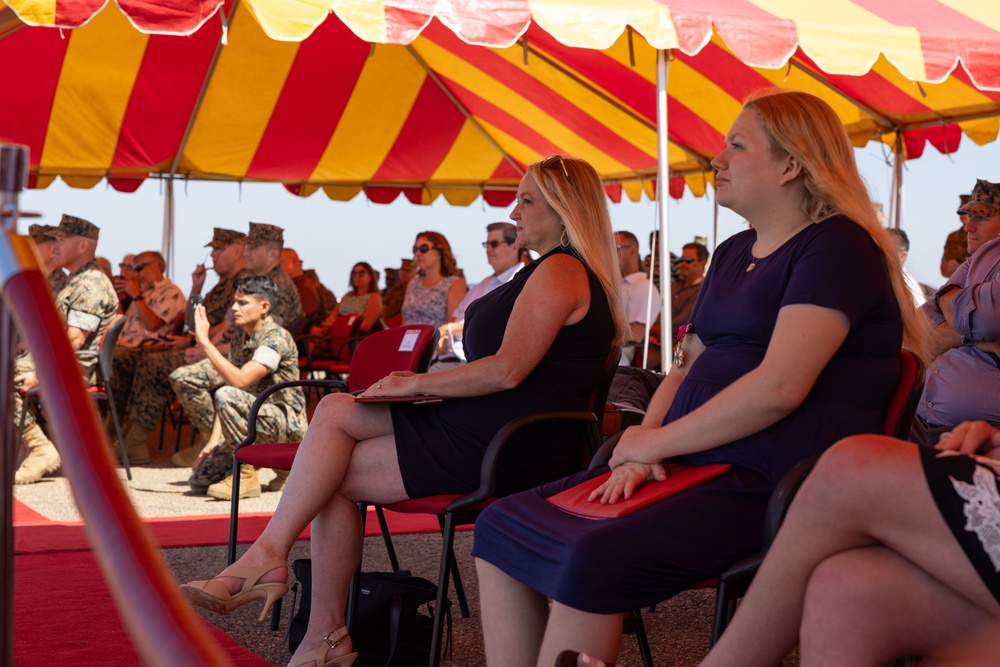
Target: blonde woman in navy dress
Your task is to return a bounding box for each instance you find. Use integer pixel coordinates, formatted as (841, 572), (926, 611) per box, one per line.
(472, 91), (928, 666)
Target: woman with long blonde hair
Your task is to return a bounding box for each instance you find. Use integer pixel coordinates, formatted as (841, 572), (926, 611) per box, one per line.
(474, 90), (917, 667)
(180, 156), (624, 667)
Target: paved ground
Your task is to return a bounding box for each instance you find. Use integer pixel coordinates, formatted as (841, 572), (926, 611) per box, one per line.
(14, 432), (801, 666)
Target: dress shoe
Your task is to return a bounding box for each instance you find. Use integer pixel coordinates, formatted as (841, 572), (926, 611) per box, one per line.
(181, 559), (288, 622)
(289, 627), (358, 667)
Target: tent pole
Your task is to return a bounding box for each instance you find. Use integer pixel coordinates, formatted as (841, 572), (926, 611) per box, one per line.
(893, 133), (904, 229)
(656, 49), (671, 373)
(162, 179), (175, 279)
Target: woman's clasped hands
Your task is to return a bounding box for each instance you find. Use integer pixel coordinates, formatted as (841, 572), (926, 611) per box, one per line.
(589, 425), (669, 504)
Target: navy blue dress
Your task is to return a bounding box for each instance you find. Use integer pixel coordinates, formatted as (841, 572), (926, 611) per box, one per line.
(472, 217), (904, 613)
(391, 246), (614, 499)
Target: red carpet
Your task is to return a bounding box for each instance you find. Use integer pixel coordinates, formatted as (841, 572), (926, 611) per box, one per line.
(13, 498), (450, 554)
(15, 550), (273, 666)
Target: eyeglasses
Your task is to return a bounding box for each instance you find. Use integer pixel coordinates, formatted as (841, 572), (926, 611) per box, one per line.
(130, 262), (152, 271)
(615, 244), (634, 251)
(483, 240), (512, 249)
(351, 269), (369, 276)
(540, 154), (569, 178)
(412, 245), (435, 254)
(678, 257), (698, 263)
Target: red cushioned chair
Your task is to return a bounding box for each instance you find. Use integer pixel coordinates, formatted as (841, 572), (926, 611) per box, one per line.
(356, 346), (622, 667)
(297, 312), (364, 382)
(17, 315), (132, 479)
(225, 323), (439, 566)
(599, 348), (925, 667)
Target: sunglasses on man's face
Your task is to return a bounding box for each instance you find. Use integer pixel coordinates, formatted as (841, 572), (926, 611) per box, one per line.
(130, 262), (153, 271)
(678, 257), (698, 263)
(483, 240), (511, 249)
(412, 245), (435, 254)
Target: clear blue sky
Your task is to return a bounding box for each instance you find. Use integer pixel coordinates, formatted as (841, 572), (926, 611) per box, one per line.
(18, 138), (996, 297)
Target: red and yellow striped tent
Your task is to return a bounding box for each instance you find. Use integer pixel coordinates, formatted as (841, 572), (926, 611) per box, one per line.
(1, 0), (999, 206)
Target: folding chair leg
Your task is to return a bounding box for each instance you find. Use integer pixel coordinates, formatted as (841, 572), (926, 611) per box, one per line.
(375, 505), (400, 571)
(632, 609), (654, 667)
(428, 513), (459, 667)
(436, 515), (469, 617)
(103, 383), (131, 481)
(712, 579), (742, 645)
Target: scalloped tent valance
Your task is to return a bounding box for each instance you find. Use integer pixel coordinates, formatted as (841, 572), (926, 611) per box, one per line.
(2, 0), (999, 205)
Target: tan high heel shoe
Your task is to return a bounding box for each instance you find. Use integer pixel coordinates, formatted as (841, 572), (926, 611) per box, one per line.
(180, 559), (288, 622)
(289, 627), (358, 667)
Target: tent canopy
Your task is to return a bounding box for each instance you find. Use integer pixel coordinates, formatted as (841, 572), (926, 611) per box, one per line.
(1, 0), (999, 206)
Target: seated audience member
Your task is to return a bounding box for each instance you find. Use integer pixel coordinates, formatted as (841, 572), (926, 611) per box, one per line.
(433, 222), (527, 371)
(112, 253), (137, 313)
(119, 227), (247, 468)
(942, 193), (973, 279)
(700, 421), (1000, 667)
(615, 230), (661, 366)
(110, 251), (186, 463)
(402, 231), (467, 328)
(241, 222), (303, 327)
(96, 257), (114, 281)
(380, 258), (414, 321)
(886, 227), (932, 307)
(28, 224), (67, 294)
(14, 215), (118, 484)
(179, 155), (626, 667)
(317, 262), (382, 337)
(910, 179), (1000, 447)
(670, 241), (708, 339)
(280, 247), (321, 323)
(471, 91), (925, 667)
(170, 275), (306, 499)
(303, 268), (337, 322)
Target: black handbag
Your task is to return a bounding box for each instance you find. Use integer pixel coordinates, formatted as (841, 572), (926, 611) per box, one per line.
(289, 559), (451, 667)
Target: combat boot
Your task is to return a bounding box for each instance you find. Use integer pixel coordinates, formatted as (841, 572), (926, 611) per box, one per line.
(118, 423), (152, 466)
(171, 431), (208, 468)
(264, 468), (289, 492)
(14, 423), (60, 484)
(207, 466), (261, 501)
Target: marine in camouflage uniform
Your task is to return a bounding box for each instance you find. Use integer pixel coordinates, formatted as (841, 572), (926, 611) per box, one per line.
(117, 228), (248, 465)
(304, 268), (338, 321)
(169, 277), (305, 495)
(240, 222), (303, 328)
(942, 193), (973, 278)
(14, 215), (118, 484)
(266, 263), (304, 328)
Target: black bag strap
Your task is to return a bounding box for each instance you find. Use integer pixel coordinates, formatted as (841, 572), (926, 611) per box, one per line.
(382, 592), (404, 667)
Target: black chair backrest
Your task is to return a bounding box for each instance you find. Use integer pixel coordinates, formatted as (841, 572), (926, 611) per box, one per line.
(590, 346), (621, 433)
(98, 316), (127, 383)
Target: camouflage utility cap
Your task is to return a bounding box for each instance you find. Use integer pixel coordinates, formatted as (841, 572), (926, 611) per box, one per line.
(28, 224), (59, 243)
(57, 214), (99, 240)
(957, 180), (1000, 218)
(245, 222), (284, 247)
(399, 258), (415, 271)
(205, 227), (247, 249)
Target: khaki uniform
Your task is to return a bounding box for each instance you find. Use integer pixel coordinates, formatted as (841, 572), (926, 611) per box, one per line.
(169, 317), (306, 489)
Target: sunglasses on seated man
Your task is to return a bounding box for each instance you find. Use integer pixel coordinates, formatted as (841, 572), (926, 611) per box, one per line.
(483, 240), (512, 249)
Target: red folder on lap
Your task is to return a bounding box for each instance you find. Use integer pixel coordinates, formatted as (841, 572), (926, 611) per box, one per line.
(546, 462), (732, 519)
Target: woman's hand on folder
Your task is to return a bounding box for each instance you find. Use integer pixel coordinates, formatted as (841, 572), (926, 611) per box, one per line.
(588, 461), (668, 505)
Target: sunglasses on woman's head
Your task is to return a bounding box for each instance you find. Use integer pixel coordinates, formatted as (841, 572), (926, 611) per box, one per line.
(412, 244), (435, 254)
(482, 240), (511, 249)
(540, 154), (570, 178)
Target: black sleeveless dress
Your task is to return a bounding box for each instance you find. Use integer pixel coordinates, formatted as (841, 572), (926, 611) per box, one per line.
(391, 246), (614, 499)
